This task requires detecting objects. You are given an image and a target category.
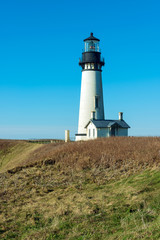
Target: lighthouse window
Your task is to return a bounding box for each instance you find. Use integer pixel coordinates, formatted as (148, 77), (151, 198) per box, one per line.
(85, 41), (99, 52)
(85, 64), (88, 69)
(91, 63), (94, 69)
(95, 96), (99, 108)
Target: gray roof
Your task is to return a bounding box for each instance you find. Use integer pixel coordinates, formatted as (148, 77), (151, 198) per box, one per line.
(85, 119), (130, 129)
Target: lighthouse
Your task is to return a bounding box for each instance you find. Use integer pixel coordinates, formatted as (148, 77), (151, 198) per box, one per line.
(75, 33), (105, 141)
(75, 33), (130, 141)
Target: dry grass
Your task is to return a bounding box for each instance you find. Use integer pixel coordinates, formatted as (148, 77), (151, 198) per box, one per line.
(14, 137), (160, 179)
(0, 137), (160, 239)
(0, 140), (64, 173)
(0, 140), (41, 173)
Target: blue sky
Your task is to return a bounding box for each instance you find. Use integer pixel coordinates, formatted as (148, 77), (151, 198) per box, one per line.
(0, 0), (160, 139)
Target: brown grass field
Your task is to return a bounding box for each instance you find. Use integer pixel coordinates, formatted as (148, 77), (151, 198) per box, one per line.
(0, 137), (160, 239)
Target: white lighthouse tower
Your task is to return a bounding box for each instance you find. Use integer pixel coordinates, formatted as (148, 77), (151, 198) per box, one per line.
(75, 33), (105, 141)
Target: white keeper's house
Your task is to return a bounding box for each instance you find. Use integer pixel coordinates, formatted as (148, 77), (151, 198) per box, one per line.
(75, 33), (130, 141)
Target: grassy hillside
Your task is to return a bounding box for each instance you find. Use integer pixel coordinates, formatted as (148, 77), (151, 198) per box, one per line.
(0, 137), (160, 239)
(0, 140), (64, 173)
(0, 140), (42, 173)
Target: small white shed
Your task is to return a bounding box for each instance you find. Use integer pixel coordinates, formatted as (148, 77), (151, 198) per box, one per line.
(85, 119), (130, 140)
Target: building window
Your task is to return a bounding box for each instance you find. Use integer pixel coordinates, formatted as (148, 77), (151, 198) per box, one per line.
(95, 96), (99, 108)
(93, 129), (95, 137)
(89, 129), (91, 137)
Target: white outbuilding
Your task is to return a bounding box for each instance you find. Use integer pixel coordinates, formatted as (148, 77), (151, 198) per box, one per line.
(85, 112), (130, 140)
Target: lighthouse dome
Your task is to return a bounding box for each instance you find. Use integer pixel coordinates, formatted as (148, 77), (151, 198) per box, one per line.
(83, 32), (100, 42)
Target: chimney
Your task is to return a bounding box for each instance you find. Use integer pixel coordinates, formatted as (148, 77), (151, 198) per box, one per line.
(119, 112), (123, 121)
(91, 111), (95, 120)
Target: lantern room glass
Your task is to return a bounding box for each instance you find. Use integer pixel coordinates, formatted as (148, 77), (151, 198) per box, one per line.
(85, 40), (99, 52)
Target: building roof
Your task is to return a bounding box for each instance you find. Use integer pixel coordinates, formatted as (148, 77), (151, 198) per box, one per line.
(85, 119), (130, 129)
(84, 33), (100, 42)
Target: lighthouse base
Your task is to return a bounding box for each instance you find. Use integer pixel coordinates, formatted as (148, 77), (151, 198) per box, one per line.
(75, 133), (87, 141)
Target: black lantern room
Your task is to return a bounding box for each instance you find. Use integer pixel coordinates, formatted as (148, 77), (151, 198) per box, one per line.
(79, 33), (105, 71)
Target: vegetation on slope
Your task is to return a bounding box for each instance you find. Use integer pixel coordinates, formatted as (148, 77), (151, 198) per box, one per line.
(0, 140), (64, 173)
(0, 137), (160, 239)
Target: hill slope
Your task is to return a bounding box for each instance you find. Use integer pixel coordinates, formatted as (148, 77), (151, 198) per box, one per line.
(0, 137), (160, 239)
(0, 140), (42, 173)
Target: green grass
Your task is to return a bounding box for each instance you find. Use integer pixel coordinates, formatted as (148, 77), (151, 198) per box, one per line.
(0, 138), (160, 239)
(0, 167), (160, 240)
(0, 140), (42, 173)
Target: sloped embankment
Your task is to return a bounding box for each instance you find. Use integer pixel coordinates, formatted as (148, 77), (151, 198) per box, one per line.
(0, 140), (63, 173)
(0, 140), (44, 173)
(0, 137), (160, 239)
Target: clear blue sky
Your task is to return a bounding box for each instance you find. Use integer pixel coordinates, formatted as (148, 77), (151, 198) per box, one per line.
(0, 0), (160, 139)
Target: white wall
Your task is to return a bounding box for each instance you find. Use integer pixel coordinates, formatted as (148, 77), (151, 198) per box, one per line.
(97, 128), (110, 138)
(86, 122), (97, 140)
(77, 70), (104, 136)
(86, 124), (128, 139)
(110, 127), (128, 137)
(75, 135), (87, 141)
(116, 128), (128, 136)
